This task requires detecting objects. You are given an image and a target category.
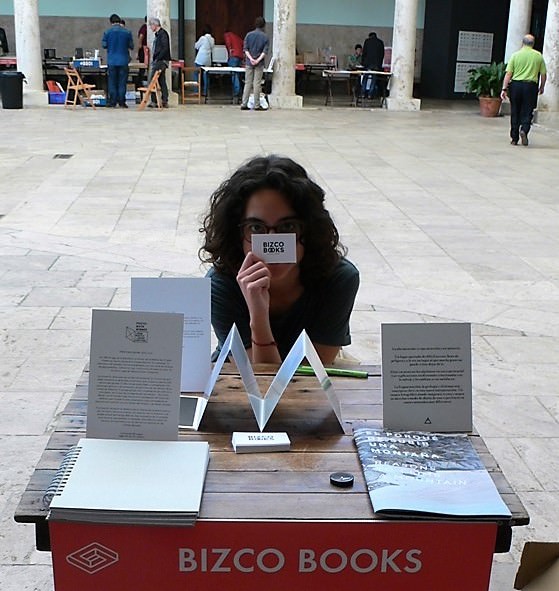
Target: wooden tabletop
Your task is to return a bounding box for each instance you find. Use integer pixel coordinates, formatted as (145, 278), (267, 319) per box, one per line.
(14, 364), (528, 553)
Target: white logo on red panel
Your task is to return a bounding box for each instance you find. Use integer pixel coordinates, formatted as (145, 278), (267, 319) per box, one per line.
(66, 542), (119, 574)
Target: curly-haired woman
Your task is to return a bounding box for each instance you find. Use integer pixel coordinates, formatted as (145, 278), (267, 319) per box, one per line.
(199, 154), (359, 364)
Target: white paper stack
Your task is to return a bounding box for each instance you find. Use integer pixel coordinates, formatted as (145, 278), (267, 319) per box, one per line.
(232, 432), (291, 453)
(48, 438), (210, 526)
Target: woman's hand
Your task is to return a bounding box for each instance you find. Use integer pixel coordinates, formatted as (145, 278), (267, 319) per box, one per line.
(236, 252), (271, 324)
(237, 252), (280, 363)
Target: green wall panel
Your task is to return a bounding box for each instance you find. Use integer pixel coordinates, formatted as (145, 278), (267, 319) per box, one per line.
(1, 0), (424, 27)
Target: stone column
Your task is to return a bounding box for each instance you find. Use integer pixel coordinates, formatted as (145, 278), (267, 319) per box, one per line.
(504, 0), (532, 62)
(147, 0), (177, 105)
(538, 0), (559, 113)
(386, 0), (421, 111)
(268, 0), (303, 109)
(13, 0), (47, 105)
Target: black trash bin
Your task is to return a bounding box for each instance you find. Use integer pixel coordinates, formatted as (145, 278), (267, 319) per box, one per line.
(0, 71), (25, 109)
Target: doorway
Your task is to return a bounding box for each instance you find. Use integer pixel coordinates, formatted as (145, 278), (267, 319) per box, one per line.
(530, 0), (548, 51)
(195, 0), (264, 45)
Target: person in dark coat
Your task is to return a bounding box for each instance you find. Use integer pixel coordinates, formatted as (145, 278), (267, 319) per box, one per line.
(0, 26), (9, 55)
(361, 31), (385, 98)
(147, 17), (171, 107)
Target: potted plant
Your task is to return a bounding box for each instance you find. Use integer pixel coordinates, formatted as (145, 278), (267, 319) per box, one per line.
(465, 62), (506, 117)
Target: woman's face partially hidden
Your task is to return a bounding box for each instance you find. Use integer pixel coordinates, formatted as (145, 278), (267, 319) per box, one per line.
(241, 188), (304, 281)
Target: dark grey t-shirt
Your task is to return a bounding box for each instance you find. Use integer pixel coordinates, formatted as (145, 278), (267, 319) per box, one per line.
(208, 258), (359, 360)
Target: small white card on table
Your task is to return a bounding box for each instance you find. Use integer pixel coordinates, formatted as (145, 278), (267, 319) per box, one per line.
(232, 432), (291, 453)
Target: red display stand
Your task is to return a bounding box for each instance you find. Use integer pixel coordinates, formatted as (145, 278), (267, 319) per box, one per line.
(50, 519), (497, 591)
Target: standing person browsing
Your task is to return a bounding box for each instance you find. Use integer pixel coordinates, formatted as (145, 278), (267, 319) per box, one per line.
(194, 24), (215, 96)
(501, 34), (547, 146)
(135, 17), (148, 89)
(137, 16), (147, 63)
(102, 14), (134, 108)
(361, 31), (384, 99)
(147, 17), (171, 108)
(199, 155), (360, 365)
(224, 28), (244, 101)
(240, 17), (269, 111)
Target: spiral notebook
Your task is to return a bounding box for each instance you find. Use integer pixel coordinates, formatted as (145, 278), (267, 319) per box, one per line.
(47, 438), (210, 526)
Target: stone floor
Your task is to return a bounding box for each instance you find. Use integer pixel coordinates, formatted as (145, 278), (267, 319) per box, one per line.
(1, 97), (558, 590)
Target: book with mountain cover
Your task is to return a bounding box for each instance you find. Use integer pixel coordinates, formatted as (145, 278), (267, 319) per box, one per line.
(353, 427), (511, 519)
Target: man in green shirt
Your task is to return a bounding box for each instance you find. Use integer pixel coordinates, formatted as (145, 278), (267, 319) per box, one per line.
(347, 44), (363, 70)
(501, 34), (546, 146)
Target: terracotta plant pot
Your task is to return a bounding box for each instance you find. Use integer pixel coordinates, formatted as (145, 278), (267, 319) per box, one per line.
(478, 96), (502, 117)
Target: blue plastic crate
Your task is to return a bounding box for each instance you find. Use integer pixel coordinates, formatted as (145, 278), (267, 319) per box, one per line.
(48, 92), (66, 104)
(90, 96), (107, 107)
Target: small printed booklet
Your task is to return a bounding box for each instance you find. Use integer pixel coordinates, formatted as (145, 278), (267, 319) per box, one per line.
(353, 427), (511, 519)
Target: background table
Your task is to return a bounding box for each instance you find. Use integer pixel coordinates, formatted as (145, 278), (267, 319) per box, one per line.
(295, 63), (335, 94)
(202, 66), (273, 104)
(322, 69), (392, 107)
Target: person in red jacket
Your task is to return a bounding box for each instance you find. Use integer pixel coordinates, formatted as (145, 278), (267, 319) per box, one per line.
(224, 29), (244, 100)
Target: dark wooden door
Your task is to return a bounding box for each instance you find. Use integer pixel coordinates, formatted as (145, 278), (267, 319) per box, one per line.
(195, 0), (264, 45)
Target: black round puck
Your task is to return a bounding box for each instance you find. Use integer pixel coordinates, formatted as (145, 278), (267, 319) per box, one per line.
(330, 472), (354, 488)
